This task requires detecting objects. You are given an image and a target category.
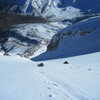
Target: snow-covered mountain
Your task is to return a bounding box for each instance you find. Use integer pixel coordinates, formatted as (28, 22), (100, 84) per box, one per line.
(0, 0), (82, 20)
(59, 0), (100, 13)
(1, 0), (100, 19)
(0, 0), (100, 57)
(32, 16), (100, 60)
(0, 0), (82, 57)
(0, 22), (66, 57)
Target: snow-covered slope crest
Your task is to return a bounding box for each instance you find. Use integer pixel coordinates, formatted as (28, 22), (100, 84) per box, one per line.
(32, 16), (100, 61)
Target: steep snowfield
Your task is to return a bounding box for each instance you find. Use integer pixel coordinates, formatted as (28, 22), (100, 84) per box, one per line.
(32, 16), (100, 60)
(0, 52), (100, 100)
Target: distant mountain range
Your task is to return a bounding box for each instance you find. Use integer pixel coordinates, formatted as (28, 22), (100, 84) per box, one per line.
(0, 0), (100, 18)
(59, 0), (100, 13)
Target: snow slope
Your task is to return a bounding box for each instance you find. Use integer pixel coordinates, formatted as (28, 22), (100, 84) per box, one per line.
(32, 16), (100, 60)
(0, 52), (100, 100)
(34, 52), (100, 100)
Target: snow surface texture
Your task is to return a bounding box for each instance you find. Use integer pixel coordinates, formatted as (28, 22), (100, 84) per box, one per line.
(0, 52), (100, 100)
(32, 16), (100, 61)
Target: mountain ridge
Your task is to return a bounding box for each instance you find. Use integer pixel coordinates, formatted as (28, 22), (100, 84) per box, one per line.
(32, 16), (100, 61)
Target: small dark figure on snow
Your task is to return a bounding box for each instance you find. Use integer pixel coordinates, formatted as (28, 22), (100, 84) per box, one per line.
(63, 61), (69, 64)
(37, 63), (44, 67)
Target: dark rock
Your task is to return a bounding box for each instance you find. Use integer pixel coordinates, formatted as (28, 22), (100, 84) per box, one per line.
(49, 95), (52, 97)
(88, 69), (92, 71)
(37, 63), (44, 67)
(63, 61), (69, 64)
